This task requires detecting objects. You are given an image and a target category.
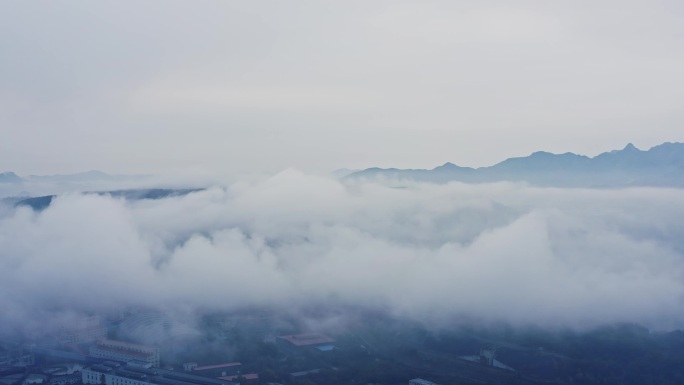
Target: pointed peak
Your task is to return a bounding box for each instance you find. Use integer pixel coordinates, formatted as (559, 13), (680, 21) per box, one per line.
(0, 171), (22, 182)
(529, 151), (554, 157)
(432, 162), (475, 172)
(433, 162), (459, 170)
(623, 143), (639, 151)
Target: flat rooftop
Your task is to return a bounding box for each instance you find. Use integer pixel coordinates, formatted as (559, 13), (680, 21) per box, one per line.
(218, 374), (258, 381)
(98, 339), (155, 352)
(193, 363), (241, 371)
(92, 345), (153, 359)
(89, 365), (237, 385)
(277, 333), (335, 347)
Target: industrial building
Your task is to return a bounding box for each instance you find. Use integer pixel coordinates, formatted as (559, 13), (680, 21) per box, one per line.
(409, 379), (439, 385)
(0, 365), (82, 385)
(0, 343), (33, 368)
(184, 362), (241, 378)
(48, 371), (81, 385)
(57, 316), (107, 345)
(276, 333), (336, 352)
(82, 362), (237, 385)
(89, 340), (159, 368)
(459, 347), (514, 371)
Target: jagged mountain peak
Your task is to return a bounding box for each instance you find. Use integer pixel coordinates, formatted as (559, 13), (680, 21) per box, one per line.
(0, 172), (22, 183)
(346, 142), (684, 187)
(434, 162), (458, 169)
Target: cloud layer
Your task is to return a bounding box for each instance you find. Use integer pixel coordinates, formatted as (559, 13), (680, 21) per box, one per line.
(2, 172), (684, 337)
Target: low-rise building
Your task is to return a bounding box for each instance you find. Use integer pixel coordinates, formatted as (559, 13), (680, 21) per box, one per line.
(218, 374), (258, 383)
(0, 343), (34, 367)
(83, 362), (237, 385)
(89, 340), (159, 368)
(48, 372), (81, 385)
(276, 333), (336, 352)
(191, 363), (241, 378)
(409, 379), (439, 385)
(58, 317), (107, 345)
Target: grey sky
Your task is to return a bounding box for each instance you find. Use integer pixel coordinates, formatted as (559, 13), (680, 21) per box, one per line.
(2, 0), (684, 175)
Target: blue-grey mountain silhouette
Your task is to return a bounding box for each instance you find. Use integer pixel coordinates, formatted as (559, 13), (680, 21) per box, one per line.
(346, 142), (684, 187)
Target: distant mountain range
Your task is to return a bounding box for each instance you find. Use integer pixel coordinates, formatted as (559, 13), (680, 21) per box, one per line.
(346, 142), (684, 187)
(3, 188), (204, 211)
(0, 172), (22, 183)
(0, 170), (205, 210)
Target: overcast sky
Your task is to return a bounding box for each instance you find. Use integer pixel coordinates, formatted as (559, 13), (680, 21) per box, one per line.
(2, 1), (684, 176)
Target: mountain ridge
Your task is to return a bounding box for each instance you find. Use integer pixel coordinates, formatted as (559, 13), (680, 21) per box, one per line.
(6, 188), (204, 211)
(346, 142), (684, 187)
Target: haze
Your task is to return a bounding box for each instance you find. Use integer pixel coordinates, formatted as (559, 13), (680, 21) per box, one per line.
(3, 0), (684, 350)
(2, 1), (684, 175)
(2, 174), (684, 338)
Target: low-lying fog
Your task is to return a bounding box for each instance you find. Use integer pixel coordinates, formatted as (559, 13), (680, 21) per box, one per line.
(2, 170), (684, 337)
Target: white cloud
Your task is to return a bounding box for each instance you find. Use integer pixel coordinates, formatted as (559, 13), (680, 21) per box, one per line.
(2, 173), (683, 337)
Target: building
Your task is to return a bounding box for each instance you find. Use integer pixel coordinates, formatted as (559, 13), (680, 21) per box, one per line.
(82, 362), (237, 385)
(459, 347), (514, 371)
(126, 361), (153, 369)
(191, 363), (241, 378)
(0, 343), (34, 367)
(23, 373), (47, 385)
(83, 364), (149, 385)
(409, 379), (439, 385)
(48, 372), (81, 385)
(89, 340), (159, 368)
(276, 334), (336, 352)
(217, 374), (258, 383)
(289, 369), (320, 379)
(479, 347), (496, 366)
(57, 316), (107, 345)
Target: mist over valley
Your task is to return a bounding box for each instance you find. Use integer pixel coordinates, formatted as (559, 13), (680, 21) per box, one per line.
(4, 1), (684, 383)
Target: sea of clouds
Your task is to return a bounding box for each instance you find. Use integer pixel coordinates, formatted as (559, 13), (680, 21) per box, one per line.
(1, 169), (684, 337)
